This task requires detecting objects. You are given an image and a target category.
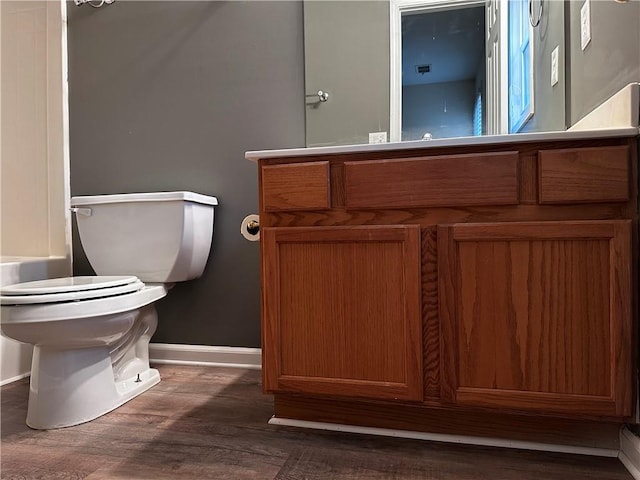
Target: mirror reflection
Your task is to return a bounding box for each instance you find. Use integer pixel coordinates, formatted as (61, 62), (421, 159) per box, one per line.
(304, 0), (640, 147)
(401, 6), (485, 140)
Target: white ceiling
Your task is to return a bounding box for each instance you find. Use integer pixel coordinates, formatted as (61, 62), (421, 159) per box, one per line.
(402, 6), (485, 87)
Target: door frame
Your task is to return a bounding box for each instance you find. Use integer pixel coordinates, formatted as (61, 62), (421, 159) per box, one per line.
(485, 0), (509, 134)
(389, 0), (495, 141)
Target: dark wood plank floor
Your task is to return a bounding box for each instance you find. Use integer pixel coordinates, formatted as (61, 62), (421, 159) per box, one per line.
(1, 365), (633, 479)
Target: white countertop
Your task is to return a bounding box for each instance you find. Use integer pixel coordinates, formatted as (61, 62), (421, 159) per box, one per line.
(245, 127), (639, 162)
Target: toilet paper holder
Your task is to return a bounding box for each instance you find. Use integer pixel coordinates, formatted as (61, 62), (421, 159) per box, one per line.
(241, 214), (260, 241)
(246, 219), (259, 235)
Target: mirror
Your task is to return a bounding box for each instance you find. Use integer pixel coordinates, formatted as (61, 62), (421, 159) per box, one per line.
(304, 0), (640, 147)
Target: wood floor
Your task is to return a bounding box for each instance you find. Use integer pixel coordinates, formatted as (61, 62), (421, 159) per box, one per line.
(1, 364), (633, 479)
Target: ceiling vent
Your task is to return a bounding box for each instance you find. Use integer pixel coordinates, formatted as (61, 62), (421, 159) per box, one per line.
(415, 64), (431, 74)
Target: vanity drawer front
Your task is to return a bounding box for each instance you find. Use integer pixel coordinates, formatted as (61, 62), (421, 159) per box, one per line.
(538, 146), (630, 204)
(262, 161), (330, 212)
(344, 152), (519, 209)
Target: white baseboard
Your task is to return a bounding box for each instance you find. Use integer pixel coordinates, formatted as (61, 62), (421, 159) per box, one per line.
(0, 371), (30, 387)
(269, 417), (619, 458)
(149, 343), (261, 370)
(620, 427), (640, 479)
(0, 344), (260, 385)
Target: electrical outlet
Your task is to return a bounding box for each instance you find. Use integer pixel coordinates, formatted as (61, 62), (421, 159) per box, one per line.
(551, 46), (559, 86)
(580, 0), (591, 50)
(369, 132), (387, 144)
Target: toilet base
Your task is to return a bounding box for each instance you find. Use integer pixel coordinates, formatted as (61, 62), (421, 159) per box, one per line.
(26, 345), (160, 429)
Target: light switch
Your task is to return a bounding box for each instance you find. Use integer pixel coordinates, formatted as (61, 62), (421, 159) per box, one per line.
(551, 46), (559, 86)
(581, 0), (591, 50)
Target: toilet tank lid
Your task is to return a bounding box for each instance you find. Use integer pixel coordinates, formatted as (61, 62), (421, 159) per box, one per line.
(71, 191), (218, 207)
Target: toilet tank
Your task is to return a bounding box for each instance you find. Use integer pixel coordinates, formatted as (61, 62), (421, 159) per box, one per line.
(71, 192), (218, 283)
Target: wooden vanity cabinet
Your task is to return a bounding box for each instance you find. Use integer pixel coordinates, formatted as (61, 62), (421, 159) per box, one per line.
(257, 136), (637, 431)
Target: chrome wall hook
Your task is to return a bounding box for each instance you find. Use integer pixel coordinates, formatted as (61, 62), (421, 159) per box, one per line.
(317, 90), (329, 102)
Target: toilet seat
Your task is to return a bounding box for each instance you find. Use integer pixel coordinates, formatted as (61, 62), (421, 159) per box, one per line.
(0, 276), (144, 305)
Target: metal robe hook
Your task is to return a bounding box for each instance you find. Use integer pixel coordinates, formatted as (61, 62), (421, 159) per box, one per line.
(317, 90), (329, 102)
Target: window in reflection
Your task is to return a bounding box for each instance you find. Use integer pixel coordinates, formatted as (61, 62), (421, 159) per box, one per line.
(473, 90), (483, 136)
(508, 0), (534, 132)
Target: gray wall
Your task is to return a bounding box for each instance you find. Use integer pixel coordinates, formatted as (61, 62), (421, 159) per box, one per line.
(566, 0), (640, 126)
(402, 80), (476, 140)
(520, 0), (566, 133)
(68, 1), (305, 347)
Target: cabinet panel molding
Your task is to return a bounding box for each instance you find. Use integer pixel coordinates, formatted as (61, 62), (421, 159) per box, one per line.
(344, 152), (519, 209)
(262, 225), (423, 401)
(454, 388), (623, 417)
(421, 227), (440, 400)
(439, 220), (633, 417)
(261, 161), (330, 212)
(538, 146), (630, 204)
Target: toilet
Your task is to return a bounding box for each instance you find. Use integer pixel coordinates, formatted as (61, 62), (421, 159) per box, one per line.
(0, 191), (218, 429)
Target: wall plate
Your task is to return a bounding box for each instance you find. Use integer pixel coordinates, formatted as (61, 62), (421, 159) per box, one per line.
(369, 132), (387, 144)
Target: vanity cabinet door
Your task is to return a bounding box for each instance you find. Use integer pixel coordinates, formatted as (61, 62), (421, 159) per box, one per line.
(261, 225), (423, 402)
(439, 220), (633, 418)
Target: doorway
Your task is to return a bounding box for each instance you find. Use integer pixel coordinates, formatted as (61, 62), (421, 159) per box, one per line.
(390, 0), (487, 141)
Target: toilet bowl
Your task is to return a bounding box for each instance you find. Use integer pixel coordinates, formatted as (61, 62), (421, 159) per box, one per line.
(0, 192), (217, 429)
